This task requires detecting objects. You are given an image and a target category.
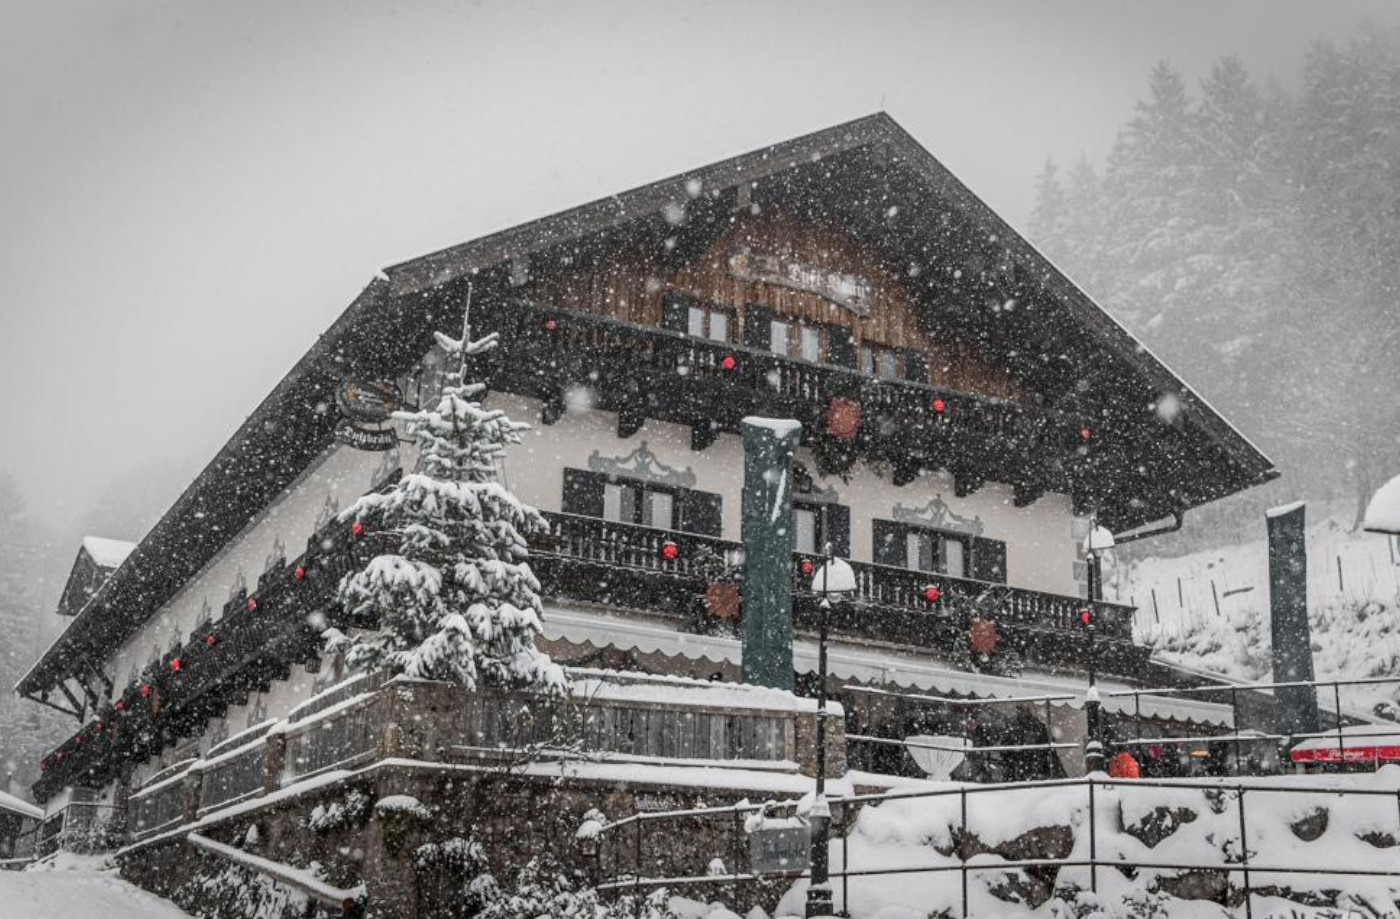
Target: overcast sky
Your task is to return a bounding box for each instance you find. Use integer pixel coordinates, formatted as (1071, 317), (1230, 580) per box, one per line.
(2, 0), (1396, 541)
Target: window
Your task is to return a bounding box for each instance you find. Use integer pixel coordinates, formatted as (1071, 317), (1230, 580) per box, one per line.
(686, 304), (730, 342)
(903, 530), (966, 577)
(663, 294), (730, 343)
(799, 326), (822, 362)
(562, 469), (723, 536)
(769, 319), (792, 356)
(861, 345), (899, 380)
(792, 500), (850, 556)
(873, 518), (1006, 583)
(603, 481), (676, 529)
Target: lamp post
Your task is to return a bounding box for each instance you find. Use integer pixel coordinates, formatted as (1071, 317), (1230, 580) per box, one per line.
(807, 546), (856, 919)
(1082, 522), (1114, 774)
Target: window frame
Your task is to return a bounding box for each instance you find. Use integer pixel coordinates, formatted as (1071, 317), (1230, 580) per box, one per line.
(686, 302), (733, 343)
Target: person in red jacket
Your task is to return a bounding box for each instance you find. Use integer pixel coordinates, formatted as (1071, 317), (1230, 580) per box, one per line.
(1108, 751), (1141, 779)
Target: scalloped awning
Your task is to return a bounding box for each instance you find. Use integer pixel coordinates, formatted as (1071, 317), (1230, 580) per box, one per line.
(541, 604), (1232, 728)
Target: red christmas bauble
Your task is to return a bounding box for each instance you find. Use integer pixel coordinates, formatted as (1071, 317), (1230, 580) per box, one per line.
(923, 585), (942, 603)
(932, 399), (947, 414)
(114, 701), (124, 712)
(294, 565), (306, 581)
(1080, 428), (1092, 442)
(721, 355), (737, 371)
(801, 560), (814, 575)
(206, 635), (217, 648)
(246, 596), (258, 612)
(351, 520), (365, 537)
(170, 658), (182, 673)
(76, 736), (83, 746)
(661, 541), (679, 561)
(1079, 609), (1092, 626)
(140, 685), (150, 698)
(543, 318), (559, 332)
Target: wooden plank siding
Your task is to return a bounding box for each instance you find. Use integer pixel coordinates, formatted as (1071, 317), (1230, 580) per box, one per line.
(522, 209), (1023, 402)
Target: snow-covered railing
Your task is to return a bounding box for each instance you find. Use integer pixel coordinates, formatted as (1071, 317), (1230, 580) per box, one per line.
(280, 690), (385, 784)
(197, 738), (270, 815)
(187, 832), (364, 912)
(129, 765), (193, 842)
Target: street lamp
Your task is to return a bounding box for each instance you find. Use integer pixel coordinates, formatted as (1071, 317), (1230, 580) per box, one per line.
(1082, 522), (1115, 774)
(807, 546), (856, 919)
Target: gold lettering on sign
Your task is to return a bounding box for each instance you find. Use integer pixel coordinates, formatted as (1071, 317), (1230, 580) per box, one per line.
(728, 248), (873, 317)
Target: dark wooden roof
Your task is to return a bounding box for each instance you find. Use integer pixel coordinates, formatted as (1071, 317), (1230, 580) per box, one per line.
(17, 113), (1275, 698)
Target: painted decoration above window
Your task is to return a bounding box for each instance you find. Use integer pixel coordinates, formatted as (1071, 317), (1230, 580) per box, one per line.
(587, 442), (697, 488)
(728, 247), (873, 317)
(892, 495), (985, 536)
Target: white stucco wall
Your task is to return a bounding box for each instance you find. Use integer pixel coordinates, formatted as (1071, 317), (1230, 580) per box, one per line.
(490, 391), (1079, 595)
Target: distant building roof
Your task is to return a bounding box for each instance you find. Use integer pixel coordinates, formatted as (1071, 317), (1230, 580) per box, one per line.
(1363, 474), (1400, 535)
(0, 788), (42, 820)
(81, 535), (137, 569)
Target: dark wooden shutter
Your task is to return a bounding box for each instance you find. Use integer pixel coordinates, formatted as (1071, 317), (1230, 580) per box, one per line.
(825, 504), (851, 557)
(680, 490), (723, 537)
(827, 327), (856, 368)
(872, 519), (907, 568)
(561, 469), (606, 518)
(745, 305), (772, 350)
(903, 351), (929, 384)
(661, 294), (690, 334)
(970, 537), (1008, 584)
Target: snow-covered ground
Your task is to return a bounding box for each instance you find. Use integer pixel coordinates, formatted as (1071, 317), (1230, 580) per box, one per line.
(1113, 504), (1400, 716)
(662, 769), (1400, 918)
(0, 854), (190, 919)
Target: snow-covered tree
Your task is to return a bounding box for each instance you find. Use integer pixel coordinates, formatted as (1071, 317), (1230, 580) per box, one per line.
(336, 318), (565, 693)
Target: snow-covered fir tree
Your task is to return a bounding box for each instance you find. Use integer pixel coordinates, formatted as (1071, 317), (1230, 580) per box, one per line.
(335, 317), (565, 693)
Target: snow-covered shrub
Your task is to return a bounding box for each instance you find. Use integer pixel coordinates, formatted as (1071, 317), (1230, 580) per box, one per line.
(303, 789), (372, 834)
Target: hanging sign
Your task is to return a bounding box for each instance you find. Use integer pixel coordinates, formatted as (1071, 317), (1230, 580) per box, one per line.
(728, 248), (873, 317)
(334, 379), (402, 451)
(335, 380), (402, 424)
(749, 821), (810, 875)
(335, 422), (398, 452)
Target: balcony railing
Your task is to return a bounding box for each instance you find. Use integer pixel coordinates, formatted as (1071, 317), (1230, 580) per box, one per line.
(473, 299), (1090, 485)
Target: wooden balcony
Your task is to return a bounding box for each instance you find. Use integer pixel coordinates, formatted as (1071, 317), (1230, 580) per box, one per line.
(34, 510), (1137, 799)
(473, 298), (1091, 493)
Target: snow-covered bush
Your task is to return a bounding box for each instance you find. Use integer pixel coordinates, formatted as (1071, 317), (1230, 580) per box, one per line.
(337, 320), (564, 693)
(303, 789), (372, 834)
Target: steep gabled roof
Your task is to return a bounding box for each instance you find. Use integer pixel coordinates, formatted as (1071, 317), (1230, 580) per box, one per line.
(17, 113), (1275, 698)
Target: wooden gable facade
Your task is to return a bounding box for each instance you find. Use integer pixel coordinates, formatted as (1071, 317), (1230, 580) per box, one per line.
(522, 208), (1023, 404)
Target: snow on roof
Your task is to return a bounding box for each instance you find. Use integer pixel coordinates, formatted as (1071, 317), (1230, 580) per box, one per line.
(741, 416), (803, 438)
(81, 535), (136, 569)
(542, 604), (1233, 727)
(1291, 724), (1400, 759)
(0, 788), (43, 820)
(1363, 474), (1400, 535)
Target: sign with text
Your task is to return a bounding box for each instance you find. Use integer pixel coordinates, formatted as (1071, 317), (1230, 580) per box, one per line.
(728, 248), (873, 317)
(749, 823), (810, 876)
(334, 422), (398, 452)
